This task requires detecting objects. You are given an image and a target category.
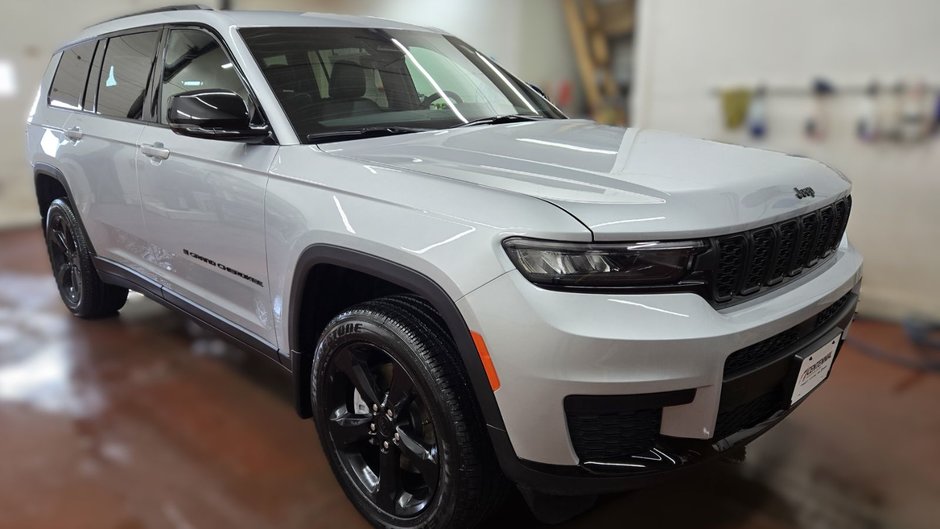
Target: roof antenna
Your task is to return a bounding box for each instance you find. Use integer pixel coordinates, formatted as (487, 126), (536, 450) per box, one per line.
(219, 0), (232, 9)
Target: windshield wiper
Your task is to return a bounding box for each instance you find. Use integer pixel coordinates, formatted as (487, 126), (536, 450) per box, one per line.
(306, 126), (431, 143)
(453, 114), (545, 128)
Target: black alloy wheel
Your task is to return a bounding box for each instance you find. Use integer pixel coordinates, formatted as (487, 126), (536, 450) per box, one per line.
(47, 212), (83, 308)
(325, 341), (440, 517)
(311, 295), (509, 529)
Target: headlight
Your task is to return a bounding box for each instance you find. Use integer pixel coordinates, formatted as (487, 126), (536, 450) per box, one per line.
(502, 238), (706, 289)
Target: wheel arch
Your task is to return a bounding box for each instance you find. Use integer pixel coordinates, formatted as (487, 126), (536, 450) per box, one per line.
(34, 163), (70, 218)
(288, 244), (507, 435)
(33, 163), (91, 249)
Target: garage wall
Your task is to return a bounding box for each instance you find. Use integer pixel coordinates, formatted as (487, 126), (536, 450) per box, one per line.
(633, 0), (940, 320)
(0, 0), (576, 228)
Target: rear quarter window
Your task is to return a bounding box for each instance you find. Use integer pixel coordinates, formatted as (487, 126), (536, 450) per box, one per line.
(48, 41), (97, 110)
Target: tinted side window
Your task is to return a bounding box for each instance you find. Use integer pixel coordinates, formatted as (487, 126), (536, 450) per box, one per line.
(160, 29), (249, 124)
(49, 41), (97, 110)
(97, 31), (160, 120)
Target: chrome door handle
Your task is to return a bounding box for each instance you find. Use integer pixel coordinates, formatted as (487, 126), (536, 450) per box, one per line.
(141, 142), (170, 160)
(65, 127), (83, 141)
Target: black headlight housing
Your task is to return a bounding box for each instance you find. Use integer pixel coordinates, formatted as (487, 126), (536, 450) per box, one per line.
(502, 237), (706, 290)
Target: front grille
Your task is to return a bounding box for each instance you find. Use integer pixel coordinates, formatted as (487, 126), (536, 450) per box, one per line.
(723, 291), (853, 379)
(714, 235), (747, 300)
(767, 220), (798, 283)
(706, 196), (852, 304)
(741, 228), (775, 294)
(793, 213), (819, 268)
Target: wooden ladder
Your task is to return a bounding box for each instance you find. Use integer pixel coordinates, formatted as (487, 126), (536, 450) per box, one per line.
(563, 0), (635, 124)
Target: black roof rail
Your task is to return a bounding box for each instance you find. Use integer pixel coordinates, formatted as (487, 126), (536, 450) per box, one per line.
(100, 4), (215, 24)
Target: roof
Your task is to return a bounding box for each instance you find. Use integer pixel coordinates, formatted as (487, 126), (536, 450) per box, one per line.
(67, 9), (440, 47)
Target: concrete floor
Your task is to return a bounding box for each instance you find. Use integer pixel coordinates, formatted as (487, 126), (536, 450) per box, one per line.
(1, 226), (938, 529)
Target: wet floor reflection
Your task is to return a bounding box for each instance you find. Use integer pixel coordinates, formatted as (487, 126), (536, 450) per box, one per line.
(1, 227), (937, 529)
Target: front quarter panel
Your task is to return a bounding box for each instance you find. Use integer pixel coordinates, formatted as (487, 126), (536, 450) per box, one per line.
(265, 144), (593, 359)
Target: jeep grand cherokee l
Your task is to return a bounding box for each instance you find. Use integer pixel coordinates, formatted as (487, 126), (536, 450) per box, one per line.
(25, 6), (862, 528)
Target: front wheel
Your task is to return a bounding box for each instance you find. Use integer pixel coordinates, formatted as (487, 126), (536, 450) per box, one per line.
(311, 295), (506, 528)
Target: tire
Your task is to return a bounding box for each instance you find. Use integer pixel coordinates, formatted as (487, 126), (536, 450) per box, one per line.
(44, 198), (128, 318)
(311, 295), (507, 528)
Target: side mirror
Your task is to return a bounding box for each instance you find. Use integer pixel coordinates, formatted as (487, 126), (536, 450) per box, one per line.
(167, 89), (270, 143)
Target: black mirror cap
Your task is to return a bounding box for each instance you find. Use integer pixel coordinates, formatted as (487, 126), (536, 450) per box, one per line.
(167, 89), (270, 143)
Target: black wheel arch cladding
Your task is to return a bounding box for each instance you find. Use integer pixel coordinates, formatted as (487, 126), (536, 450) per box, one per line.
(288, 244), (508, 434)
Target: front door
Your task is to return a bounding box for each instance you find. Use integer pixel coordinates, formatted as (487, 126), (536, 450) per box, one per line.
(136, 27), (278, 347)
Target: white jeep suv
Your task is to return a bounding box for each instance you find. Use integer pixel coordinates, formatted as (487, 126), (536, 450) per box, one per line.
(26, 6), (863, 528)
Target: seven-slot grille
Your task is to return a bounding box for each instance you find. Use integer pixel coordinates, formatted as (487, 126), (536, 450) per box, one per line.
(708, 196), (851, 304)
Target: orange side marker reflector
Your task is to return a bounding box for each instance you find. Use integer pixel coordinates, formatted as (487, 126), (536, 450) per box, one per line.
(471, 331), (501, 392)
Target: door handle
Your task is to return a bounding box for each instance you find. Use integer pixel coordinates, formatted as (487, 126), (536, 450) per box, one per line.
(64, 127), (83, 141)
(141, 142), (170, 160)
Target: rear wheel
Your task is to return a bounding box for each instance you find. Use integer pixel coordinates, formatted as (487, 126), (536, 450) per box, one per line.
(311, 295), (505, 528)
(45, 199), (128, 318)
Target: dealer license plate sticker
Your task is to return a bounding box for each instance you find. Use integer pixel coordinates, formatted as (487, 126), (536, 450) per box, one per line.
(791, 336), (839, 405)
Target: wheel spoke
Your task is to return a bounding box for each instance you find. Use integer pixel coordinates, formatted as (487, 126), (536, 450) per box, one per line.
(63, 224), (73, 248)
(55, 262), (71, 286)
(384, 363), (415, 417)
(375, 447), (401, 512)
(396, 427), (439, 488)
(334, 352), (382, 406)
(52, 229), (69, 254)
(328, 410), (374, 448)
(70, 266), (81, 292)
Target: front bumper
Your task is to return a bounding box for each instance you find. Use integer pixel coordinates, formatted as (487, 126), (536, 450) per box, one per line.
(457, 241), (863, 494)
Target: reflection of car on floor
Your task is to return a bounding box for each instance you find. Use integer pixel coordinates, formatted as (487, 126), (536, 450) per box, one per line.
(26, 5), (863, 528)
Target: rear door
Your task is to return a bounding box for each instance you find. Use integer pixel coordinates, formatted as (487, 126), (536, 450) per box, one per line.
(39, 42), (98, 218)
(136, 26), (278, 348)
(53, 30), (161, 266)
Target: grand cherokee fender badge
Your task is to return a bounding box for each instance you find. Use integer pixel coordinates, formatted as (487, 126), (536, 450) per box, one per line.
(794, 186), (816, 199)
(183, 249), (264, 287)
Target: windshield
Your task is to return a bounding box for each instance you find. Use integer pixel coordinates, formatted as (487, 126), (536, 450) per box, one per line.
(239, 27), (565, 143)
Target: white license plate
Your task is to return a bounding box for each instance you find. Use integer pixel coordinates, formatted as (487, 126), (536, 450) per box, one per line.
(790, 336), (839, 405)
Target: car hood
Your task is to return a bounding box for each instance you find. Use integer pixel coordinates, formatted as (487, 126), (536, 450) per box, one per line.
(320, 119), (851, 240)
